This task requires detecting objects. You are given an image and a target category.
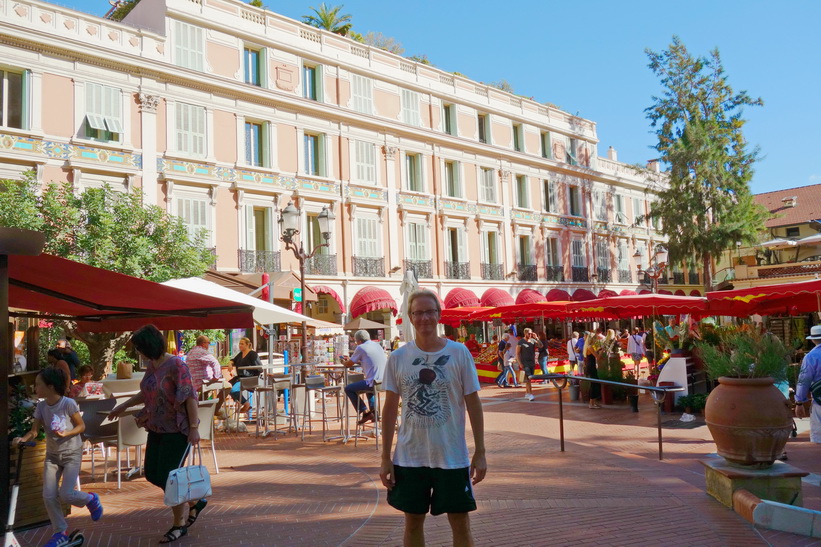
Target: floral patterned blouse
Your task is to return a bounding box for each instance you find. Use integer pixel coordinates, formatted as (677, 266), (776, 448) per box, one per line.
(135, 355), (197, 435)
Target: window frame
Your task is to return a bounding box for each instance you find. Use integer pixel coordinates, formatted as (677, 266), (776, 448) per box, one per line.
(173, 20), (204, 71)
(479, 167), (496, 203)
(244, 120), (269, 168)
(443, 160), (461, 198)
(571, 239), (586, 268)
(515, 174), (529, 209)
(543, 180), (557, 213)
(352, 139), (377, 185)
(355, 214), (380, 258)
(351, 73), (373, 114)
(84, 81), (122, 143)
(302, 62), (322, 101)
(512, 123), (524, 152)
(442, 103), (457, 136)
(175, 102), (207, 158)
(568, 185), (582, 217)
(303, 132), (326, 177)
(243, 46), (265, 87)
(0, 68), (27, 130)
(406, 221), (429, 261)
(477, 113), (489, 144)
(405, 152), (424, 192)
(401, 88), (421, 127)
(540, 131), (552, 159)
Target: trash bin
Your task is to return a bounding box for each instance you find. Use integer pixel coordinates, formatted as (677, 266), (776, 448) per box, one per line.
(568, 383), (580, 401)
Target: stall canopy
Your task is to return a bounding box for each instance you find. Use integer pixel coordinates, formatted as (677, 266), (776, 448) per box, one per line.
(707, 278), (821, 316)
(349, 286), (397, 318)
(468, 301), (570, 322)
(480, 288), (515, 307)
(567, 294), (709, 319)
(546, 288), (571, 301)
(515, 288), (547, 305)
(571, 289), (596, 301)
(439, 307), (491, 326)
(444, 287), (480, 309)
(312, 285), (346, 313)
(8, 254), (254, 332)
(161, 277), (327, 326)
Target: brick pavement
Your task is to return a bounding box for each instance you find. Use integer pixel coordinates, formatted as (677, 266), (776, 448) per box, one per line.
(16, 385), (821, 546)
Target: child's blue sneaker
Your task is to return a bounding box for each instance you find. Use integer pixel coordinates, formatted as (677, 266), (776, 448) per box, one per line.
(43, 531), (71, 546)
(86, 492), (103, 521)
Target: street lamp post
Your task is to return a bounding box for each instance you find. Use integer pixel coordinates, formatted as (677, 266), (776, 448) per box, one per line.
(279, 201), (335, 363)
(634, 245), (668, 294)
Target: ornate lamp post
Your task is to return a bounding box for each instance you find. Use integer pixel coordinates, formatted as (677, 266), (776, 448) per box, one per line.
(634, 245), (668, 294)
(279, 201), (335, 363)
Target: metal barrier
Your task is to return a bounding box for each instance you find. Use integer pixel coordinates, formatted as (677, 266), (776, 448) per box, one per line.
(529, 374), (685, 461)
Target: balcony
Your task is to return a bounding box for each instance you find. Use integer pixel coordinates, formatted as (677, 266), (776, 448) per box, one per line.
(749, 260), (821, 280)
(305, 253), (337, 276)
(352, 256), (384, 277)
(545, 265), (564, 282)
(481, 262), (504, 281)
(404, 259), (433, 279)
(673, 272), (685, 285)
(572, 267), (589, 282)
(595, 268), (611, 283)
(618, 269), (632, 283)
(688, 271), (700, 285)
(659, 273), (669, 285)
(238, 249), (280, 273)
(445, 261), (470, 280)
(517, 263), (537, 282)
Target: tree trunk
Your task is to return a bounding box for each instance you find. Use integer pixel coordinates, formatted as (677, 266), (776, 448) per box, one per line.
(702, 252), (712, 294)
(62, 323), (131, 380)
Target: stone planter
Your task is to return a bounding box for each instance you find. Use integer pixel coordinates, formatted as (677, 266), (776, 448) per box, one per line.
(705, 376), (793, 468)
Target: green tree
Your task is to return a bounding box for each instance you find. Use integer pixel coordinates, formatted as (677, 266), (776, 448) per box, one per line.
(488, 79), (514, 93)
(0, 174), (215, 378)
(107, 0), (139, 21)
(248, 0), (265, 7)
(644, 37), (767, 291)
(302, 3), (352, 36)
(361, 32), (404, 54)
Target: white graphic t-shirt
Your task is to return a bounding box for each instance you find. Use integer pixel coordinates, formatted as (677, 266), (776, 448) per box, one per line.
(383, 339), (481, 469)
(34, 395), (82, 455)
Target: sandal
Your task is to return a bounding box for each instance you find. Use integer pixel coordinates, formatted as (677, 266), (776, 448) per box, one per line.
(159, 526), (187, 544)
(187, 499), (207, 527)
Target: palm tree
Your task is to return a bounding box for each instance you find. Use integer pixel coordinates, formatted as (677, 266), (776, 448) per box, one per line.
(302, 3), (352, 36)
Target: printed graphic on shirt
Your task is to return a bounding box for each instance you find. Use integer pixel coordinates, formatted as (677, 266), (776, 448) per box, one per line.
(403, 354), (452, 429)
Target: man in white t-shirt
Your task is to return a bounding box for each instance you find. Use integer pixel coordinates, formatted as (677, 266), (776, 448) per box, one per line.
(380, 289), (486, 546)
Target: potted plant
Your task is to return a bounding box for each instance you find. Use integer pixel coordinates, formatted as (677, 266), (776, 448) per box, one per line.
(695, 327), (792, 468)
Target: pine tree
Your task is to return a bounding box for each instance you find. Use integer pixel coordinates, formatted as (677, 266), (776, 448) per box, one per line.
(645, 36), (768, 291)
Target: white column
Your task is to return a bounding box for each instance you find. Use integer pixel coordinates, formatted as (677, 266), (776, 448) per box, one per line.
(137, 92), (160, 206)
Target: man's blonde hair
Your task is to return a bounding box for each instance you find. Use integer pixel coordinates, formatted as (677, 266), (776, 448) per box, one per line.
(408, 289), (441, 313)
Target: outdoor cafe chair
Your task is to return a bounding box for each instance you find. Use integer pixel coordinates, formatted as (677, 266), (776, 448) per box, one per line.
(353, 381), (383, 450)
(300, 375), (343, 441)
(105, 412), (148, 489)
(78, 397), (117, 481)
(197, 399), (220, 473)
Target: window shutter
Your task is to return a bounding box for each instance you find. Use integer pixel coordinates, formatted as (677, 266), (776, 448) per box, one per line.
(244, 204), (256, 250)
(402, 89), (420, 126)
(457, 227), (467, 262)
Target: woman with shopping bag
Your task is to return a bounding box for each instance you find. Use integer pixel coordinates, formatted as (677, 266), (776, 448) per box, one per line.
(109, 324), (206, 543)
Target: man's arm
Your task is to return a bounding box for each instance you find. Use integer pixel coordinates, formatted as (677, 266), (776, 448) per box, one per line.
(379, 390), (400, 490)
(465, 391), (486, 485)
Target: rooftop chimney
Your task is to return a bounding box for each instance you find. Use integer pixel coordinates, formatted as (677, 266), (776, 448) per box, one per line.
(647, 159), (660, 173)
(782, 196), (797, 208)
(607, 146), (617, 161)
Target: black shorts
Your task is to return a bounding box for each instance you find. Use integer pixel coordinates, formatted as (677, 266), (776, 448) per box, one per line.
(387, 465), (476, 516)
(520, 362), (536, 377)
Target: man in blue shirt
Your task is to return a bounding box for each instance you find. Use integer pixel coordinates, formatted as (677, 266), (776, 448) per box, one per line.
(795, 325), (821, 442)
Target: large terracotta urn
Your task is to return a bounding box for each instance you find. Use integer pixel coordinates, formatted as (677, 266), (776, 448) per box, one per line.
(705, 376), (793, 468)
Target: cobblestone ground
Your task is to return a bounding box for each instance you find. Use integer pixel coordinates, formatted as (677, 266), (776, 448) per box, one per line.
(17, 385), (821, 546)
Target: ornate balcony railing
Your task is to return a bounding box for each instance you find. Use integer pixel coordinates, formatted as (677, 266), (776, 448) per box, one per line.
(305, 253), (337, 276)
(404, 259), (433, 279)
(352, 256), (384, 277)
(238, 249), (281, 273)
(545, 265), (564, 282)
(673, 272), (685, 285)
(618, 269), (632, 283)
(517, 263), (537, 282)
(481, 262), (504, 281)
(444, 261), (470, 280)
(595, 268), (611, 283)
(688, 271), (700, 285)
(572, 266), (589, 282)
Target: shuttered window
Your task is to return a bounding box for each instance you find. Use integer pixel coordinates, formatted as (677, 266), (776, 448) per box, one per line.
(444, 161), (460, 198)
(356, 216), (379, 257)
(544, 180), (557, 213)
(571, 239), (586, 268)
(85, 82), (121, 141)
(353, 140), (376, 184)
(178, 196), (209, 241)
(173, 20), (204, 71)
(407, 222), (428, 260)
(483, 230), (499, 264)
(176, 103), (206, 157)
(596, 239), (610, 270)
(479, 167), (496, 202)
(401, 89), (420, 126)
(351, 74), (373, 114)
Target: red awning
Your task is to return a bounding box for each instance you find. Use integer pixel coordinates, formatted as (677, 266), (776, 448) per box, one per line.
(439, 306), (490, 326)
(658, 289), (673, 295)
(444, 288), (480, 309)
(638, 289), (651, 294)
(689, 290), (702, 297)
(515, 288), (546, 305)
(674, 289), (686, 296)
(312, 285), (345, 313)
(567, 294), (708, 318)
(619, 289), (638, 296)
(598, 289), (618, 298)
(546, 288), (571, 301)
(480, 288), (514, 307)
(349, 286), (397, 318)
(706, 278), (821, 316)
(8, 254), (254, 332)
(572, 289), (596, 301)
(468, 301), (569, 322)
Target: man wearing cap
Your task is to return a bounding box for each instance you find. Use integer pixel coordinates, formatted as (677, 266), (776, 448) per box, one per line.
(795, 325), (821, 442)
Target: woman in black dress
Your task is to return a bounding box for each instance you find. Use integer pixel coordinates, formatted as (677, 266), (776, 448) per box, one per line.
(583, 332), (602, 409)
(229, 337), (261, 413)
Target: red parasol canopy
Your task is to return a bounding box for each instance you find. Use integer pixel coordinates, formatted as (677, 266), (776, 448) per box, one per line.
(515, 288), (547, 305)
(566, 294), (709, 319)
(8, 254), (254, 332)
(546, 288), (571, 301)
(349, 286), (397, 318)
(480, 288), (514, 307)
(468, 301), (570, 322)
(444, 287), (480, 309)
(706, 278), (821, 316)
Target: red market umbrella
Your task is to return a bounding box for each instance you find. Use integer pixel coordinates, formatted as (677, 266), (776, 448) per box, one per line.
(619, 289), (638, 296)
(468, 301), (570, 322)
(566, 294), (709, 319)
(571, 289), (597, 301)
(707, 278), (821, 316)
(597, 289), (618, 298)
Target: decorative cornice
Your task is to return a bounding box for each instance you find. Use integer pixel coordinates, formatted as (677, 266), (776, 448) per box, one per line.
(137, 93), (160, 113)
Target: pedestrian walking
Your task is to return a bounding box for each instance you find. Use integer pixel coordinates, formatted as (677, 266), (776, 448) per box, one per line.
(795, 325), (821, 442)
(12, 368), (104, 547)
(494, 334), (509, 387)
(517, 328), (542, 401)
(627, 327), (647, 378)
(109, 325), (204, 544)
(380, 289), (486, 546)
(567, 331), (582, 376)
(583, 332), (602, 409)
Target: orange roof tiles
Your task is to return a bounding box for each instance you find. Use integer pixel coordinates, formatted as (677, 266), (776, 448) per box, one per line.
(754, 183), (821, 228)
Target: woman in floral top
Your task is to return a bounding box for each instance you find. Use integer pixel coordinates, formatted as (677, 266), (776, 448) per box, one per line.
(109, 325), (204, 544)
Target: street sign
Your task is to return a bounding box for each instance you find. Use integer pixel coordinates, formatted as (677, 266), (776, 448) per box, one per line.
(293, 287), (302, 302)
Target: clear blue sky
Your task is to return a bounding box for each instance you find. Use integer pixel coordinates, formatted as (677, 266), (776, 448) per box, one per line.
(61, 0), (820, 195)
